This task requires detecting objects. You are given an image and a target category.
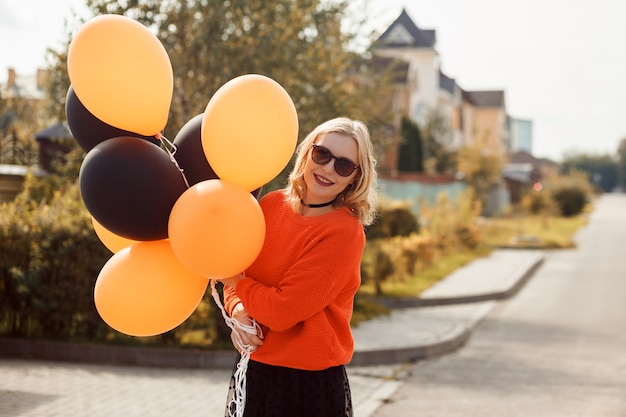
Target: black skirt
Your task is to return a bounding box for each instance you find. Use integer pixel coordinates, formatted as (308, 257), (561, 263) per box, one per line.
(225, 356), (353, 417)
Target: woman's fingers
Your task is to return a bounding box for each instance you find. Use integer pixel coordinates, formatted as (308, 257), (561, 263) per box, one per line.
(231, 327), (263, 351)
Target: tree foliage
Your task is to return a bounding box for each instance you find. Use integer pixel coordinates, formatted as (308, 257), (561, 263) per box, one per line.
(44, 0), (394, 189)
(561, 151), (618, 193)
(397, 116), (423, 172)
(456, 144), (503, 212)
(0, 94), (50, 166)
(421, 105), (456, 174)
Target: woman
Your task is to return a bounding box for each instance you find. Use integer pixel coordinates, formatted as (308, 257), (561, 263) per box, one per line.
(219, 117), (378, 417)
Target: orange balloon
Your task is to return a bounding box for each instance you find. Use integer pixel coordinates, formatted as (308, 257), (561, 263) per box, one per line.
(168, 179), (266, 278)
(91, 217), (139, 253)
(94, 240), (208, 337)
(68, 14), (173, 135)
(201, 74), (298, 191)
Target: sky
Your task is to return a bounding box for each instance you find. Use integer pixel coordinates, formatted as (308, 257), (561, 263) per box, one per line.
(1, 0), (625, 162)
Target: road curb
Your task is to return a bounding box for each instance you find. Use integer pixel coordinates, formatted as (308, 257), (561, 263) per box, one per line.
(349, 301), (495, 366)
(0, 337), (237, 369)
(377, 252), (544, 308)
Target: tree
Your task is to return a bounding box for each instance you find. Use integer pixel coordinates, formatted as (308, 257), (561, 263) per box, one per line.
(420, 105), (457, 174)
(561, 151), (618, 193)
(396, 116), (423, 172)
(456, 144), (503, 213)
(0, 90), (50, 167)
(44, 0), (394, 189)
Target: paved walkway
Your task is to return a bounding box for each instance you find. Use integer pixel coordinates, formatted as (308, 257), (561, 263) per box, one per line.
(0, 249), (544, 417)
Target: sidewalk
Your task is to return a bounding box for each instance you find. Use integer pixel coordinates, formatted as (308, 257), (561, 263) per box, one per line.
(351, 248), (545, 365)
(349, 248), (544, 416)
(0, 249), (544, 417)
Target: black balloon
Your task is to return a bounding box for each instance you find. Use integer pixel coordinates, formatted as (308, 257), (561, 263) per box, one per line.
(173, 114), (262, 198)
(66, 85), (161, 152)
(79, 136), (188, 241)
(172, 114), (218, 186)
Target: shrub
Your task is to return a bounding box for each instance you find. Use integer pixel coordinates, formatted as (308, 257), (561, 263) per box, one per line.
(0, 176), (112, 339)
(522, 190), (556, 215)
(552, 185), (588, 217)
(420, 191), (482, 253)
(366, 203), (419, 240)
(0, 175), (226, 348)
(456, 224), (481, 249)
(361, 241), (395, 295)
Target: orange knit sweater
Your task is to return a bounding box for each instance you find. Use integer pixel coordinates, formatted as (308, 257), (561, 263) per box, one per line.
(224, 190), (365, 371)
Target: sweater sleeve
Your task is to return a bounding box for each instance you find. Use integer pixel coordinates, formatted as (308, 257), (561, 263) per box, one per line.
(223, 284), (242, 317)
(235, 219), (364, 332)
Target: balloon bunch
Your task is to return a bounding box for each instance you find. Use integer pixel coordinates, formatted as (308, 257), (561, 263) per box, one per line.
(67, 15), (298, 337)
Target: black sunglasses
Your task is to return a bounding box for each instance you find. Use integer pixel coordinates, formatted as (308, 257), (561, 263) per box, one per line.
(310, 144), (359, 177)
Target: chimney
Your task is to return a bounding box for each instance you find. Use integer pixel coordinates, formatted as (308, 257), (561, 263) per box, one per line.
(36, 68), (48, 89)
(7, 68), (16, 88)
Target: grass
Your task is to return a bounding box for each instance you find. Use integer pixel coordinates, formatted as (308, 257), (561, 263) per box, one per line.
(356, 212), (588, 301)
(358, 247), (492, 298)
(480, 214), (588, 249)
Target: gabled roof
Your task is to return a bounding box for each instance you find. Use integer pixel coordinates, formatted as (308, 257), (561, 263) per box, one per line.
(374, 9), (436, 49)
(462, 90), (505, 108)
(439, 71), (456, 95)
(509, 150), (539, 164)
(510, 150), (559, 167)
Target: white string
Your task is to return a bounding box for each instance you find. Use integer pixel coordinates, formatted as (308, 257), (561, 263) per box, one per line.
(210, 279), (263, 417)
(157, 133), (190, 188)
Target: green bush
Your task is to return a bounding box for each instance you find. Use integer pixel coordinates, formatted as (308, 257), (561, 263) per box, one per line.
(361, 241), (394, 295)
(551, 185), (588, 217)
(0, 177), (111, 339)
(420, 191), (482, 253)
(366, 204), (419, 240)
(523, 190), (556, 215)
(0, 174), (232, 348)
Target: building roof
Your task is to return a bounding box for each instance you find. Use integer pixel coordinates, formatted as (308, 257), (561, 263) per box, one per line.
(462, 90), (505, 108)
(509, 150), (539, 164)
(35, 122), (73, 141)
(510, 150), (559, 167)
(439, 71), (456, 95)
(374, 9), (436, 49)
(502, 163), (534, 183)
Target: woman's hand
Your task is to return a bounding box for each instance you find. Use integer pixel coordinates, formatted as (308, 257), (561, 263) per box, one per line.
(230, 303), (264, 352)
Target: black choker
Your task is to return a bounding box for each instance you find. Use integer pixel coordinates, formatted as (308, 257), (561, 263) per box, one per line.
(301, 199), (335, 208)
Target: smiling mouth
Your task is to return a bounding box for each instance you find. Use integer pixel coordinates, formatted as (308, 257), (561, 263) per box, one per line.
(314, 174), (334, 186)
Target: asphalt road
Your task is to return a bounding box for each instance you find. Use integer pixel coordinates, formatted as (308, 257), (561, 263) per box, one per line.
(373, 194), (626, 417)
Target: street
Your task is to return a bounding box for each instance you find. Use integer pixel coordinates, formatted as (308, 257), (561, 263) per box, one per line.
(373, 194), (626, 417)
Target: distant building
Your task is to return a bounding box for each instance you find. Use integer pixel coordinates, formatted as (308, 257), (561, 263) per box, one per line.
(504, 150), (560, 202)
(461, 90), (508, 156)
(508, 116), (533, 153)
(1, 67), (48, 100)
(0, 67), (66, 202)
(371, 9), (512, 174)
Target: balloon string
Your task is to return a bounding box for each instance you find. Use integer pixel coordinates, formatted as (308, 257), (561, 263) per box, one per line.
(156, 132), (190, 188)
(210, 279), (263, 417)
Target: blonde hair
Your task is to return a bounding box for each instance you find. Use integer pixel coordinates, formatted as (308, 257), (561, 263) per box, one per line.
(285, 117), (378, 226)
